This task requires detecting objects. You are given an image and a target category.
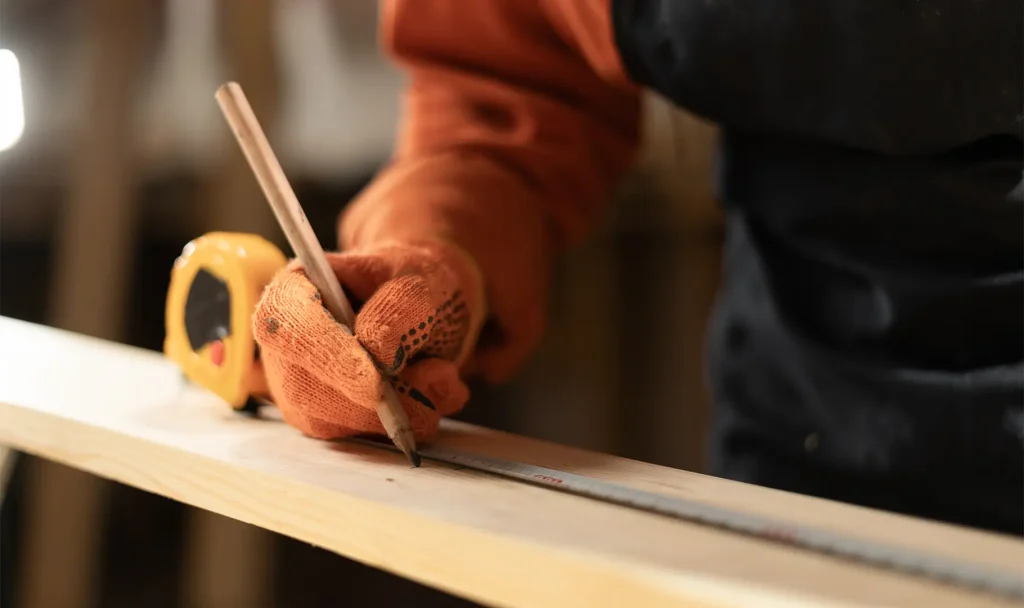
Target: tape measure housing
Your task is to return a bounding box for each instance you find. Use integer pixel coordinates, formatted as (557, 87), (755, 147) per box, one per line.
(164, 232), (286, 410)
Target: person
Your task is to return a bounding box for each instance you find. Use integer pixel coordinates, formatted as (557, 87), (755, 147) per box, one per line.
(251, 1), (1023, 536)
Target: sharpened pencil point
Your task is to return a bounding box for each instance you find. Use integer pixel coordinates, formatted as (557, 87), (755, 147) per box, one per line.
(410, 451), (422, 468)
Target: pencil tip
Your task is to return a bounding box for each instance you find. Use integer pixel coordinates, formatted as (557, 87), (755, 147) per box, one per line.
(409, 451), (422, 468)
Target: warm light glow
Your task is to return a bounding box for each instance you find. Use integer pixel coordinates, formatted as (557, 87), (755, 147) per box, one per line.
(0, 50), (25, 152)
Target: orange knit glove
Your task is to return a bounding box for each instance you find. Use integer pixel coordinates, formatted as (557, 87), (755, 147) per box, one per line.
(252, 240), (486, 441)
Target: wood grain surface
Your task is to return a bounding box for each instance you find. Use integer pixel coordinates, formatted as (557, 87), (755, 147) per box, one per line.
(1, 316), (1022, 608)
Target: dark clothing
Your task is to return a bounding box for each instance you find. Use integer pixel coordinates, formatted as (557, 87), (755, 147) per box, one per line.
(612, 0), (1024, 535)
(374, 0), (1023, 535)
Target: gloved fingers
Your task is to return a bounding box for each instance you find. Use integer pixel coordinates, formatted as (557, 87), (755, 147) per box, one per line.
(286, 249), (404, 307)
(398, 357), (470, 419)
(355, 273), (471, 375)
(264, 357), (465, 442)
(268, 364), (374, 440)
(253, 267), (382, 408)
(323, 249), (396, 305)
(347, 357), (469, 441)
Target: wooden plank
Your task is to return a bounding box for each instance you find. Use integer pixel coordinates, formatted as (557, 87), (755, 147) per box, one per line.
(0, 316), (1021, 608)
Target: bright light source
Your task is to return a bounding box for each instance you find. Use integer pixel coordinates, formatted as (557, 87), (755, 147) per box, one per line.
(0, 49), (25, 152)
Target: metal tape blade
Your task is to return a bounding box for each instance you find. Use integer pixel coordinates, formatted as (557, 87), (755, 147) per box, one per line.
(347, 437), (1024, 601)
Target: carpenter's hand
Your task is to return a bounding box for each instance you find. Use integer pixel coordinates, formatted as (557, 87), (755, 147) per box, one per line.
(253, 240), (486, 441)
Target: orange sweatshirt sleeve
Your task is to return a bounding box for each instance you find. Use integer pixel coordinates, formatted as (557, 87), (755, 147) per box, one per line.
(339, 0), (641, 382)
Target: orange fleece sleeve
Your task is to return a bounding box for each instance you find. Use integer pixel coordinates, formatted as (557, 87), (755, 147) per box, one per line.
(339, 0), (641, 382)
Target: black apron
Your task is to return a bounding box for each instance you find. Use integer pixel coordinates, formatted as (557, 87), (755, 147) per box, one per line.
(612, 0), (1024, 535)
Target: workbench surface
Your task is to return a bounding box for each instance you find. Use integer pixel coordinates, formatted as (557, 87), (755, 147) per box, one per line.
(1, 316), (1022, 607)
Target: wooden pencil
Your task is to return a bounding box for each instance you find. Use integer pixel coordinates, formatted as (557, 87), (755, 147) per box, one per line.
(214, 81), (420, 467)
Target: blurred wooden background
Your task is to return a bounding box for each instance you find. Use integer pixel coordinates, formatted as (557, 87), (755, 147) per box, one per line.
(0, 1), (722, 606)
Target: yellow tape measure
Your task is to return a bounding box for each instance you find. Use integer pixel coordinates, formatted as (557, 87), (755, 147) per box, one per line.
(164, 232), (286, 413)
